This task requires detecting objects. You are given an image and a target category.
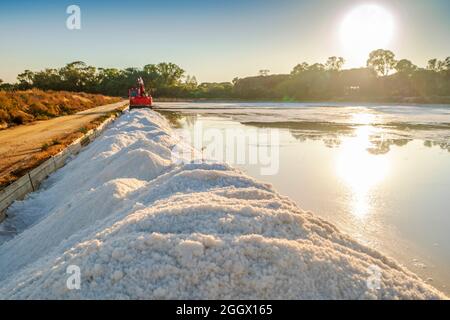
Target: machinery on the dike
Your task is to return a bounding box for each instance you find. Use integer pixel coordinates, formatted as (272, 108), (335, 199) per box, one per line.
(129, 77), (153, 109)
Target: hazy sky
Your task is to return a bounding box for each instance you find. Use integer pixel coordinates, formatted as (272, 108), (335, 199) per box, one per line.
(0, 0), (449, 83)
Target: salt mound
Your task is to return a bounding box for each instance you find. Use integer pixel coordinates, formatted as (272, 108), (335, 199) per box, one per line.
(0, 110), (445, 299)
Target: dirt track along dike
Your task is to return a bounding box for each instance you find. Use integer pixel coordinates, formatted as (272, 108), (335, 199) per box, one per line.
(0, 101), (128, 188)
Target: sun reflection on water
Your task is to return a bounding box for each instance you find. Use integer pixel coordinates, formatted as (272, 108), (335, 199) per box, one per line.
(336, 124), (390, 219)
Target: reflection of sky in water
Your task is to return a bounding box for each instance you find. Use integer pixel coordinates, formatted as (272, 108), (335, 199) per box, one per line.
(158, 102), (450, 153)
(156, 102), (450, 295)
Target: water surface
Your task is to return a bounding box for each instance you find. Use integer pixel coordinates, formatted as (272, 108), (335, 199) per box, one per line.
(156, 101), (450, 294)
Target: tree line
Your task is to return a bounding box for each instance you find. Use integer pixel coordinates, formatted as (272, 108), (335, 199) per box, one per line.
(1, 50), (450, 102)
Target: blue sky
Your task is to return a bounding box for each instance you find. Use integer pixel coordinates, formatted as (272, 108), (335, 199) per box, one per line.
(0, 0), (449, 83)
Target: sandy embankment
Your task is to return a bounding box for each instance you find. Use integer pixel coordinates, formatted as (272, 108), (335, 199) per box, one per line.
(0, 109), (446, 299)
(0, 101), (128, 188)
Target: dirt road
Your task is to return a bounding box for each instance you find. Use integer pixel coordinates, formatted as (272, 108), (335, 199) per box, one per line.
(0, 101), (128, 188)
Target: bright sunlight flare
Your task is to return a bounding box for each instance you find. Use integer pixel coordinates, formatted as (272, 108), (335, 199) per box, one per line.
(336, 124), (390, 219)
(340, 4), (395, 67)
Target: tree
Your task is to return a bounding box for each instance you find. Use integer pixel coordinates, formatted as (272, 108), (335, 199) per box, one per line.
(427, 58), (445, 72)
(427, 59), (437, 71)
(395, 59), (418, 75)
(367, 49), (397, 76)
(143, 63), (185, 88)
(291, 62), (309, 75)
(7, 56), (450, 101)
(444, 57), (450, 71)
(184, 75), (198, 90)
(142, 64), (161, 85)
(59, 61), (97, 91)
(196, 82), (233, 98)
(233, 74), (289, 99)
(17, 70), (35, 89)
(258, 69), (270, 77)
(156, 62), (185, 86)
(33, 68), (63, 90)
(96, 68), (126, 96)
(325, 56), (345, 71)
(308, 63), (325, 72)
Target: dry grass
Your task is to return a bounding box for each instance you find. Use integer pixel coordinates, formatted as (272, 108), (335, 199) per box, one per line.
(0, 89), (121, 129)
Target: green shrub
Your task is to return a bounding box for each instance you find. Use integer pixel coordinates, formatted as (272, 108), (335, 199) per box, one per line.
(79, 127), (88, 134)
(41, 142), (49, 151)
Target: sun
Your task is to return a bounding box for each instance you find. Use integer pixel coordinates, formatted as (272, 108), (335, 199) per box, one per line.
(340, 4), (395, 66)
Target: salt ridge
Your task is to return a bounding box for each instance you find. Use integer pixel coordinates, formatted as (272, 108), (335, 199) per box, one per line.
(0, 109), (445, 299)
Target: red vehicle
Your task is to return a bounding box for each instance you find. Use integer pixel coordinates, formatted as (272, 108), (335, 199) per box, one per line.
(129, 77), (153, 109)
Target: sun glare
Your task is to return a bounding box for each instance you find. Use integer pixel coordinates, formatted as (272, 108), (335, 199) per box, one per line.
(340, 4), (395, 66)
(336, 125), (390, 219)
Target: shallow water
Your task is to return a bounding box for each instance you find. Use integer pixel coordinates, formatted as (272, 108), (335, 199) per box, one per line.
(156, 101), (450, 295)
